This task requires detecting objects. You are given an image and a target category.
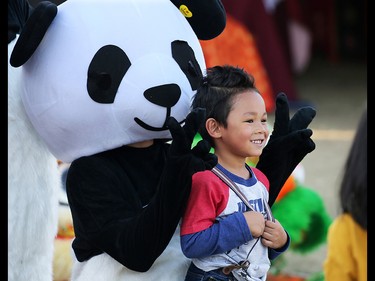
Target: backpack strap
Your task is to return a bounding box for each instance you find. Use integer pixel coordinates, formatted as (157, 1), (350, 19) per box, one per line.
(211, 166), (274, 222)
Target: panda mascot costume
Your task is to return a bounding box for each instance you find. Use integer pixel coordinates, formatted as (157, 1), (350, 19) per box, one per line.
(8, 0), (316, 280)
(8, 1), (61, 281)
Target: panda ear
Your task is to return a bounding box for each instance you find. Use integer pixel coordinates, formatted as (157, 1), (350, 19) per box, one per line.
(171, 0), (226, 40)
(10, 1), (57, 67)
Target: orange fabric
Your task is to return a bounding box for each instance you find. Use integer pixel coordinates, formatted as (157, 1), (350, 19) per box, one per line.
(275, 175), (296, 202)
(246, 156), (297, 202)
(200, 14), (275, 112)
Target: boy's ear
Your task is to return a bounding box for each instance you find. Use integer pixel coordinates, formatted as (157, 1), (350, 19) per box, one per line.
(206, 118), (221, 138)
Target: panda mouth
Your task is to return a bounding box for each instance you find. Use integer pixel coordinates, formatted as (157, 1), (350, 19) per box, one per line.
(134, 108), (184, 131)
(134, 117), (168, 131)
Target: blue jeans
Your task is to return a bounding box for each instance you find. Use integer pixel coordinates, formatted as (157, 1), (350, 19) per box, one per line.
(184, 262), (236, 281)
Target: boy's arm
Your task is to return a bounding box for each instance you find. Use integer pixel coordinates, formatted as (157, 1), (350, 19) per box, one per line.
(181, 212), (253, 258)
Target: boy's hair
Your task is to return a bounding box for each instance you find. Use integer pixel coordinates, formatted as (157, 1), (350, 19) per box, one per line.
(191, 65), (259, 147)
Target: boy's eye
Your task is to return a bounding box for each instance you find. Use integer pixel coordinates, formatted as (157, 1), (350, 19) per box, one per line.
(262, 119), (268, 123)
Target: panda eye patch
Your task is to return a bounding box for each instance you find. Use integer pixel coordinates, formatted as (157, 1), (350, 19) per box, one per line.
(87, 45), (131, 104)
(188, 61), (199, 77)
(172, 40), (203, 91)
(88, 72), (112, 91)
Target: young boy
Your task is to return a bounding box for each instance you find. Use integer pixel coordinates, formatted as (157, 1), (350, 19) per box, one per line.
(180, 65), (290, 281)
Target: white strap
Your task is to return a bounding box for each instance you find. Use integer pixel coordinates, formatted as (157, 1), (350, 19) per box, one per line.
(211, 166), (254, 210)
(211, 166), (274, 222)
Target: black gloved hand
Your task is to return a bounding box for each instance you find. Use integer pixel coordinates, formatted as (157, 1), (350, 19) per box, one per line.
(167, 107), (218, 174)
(8, 0), (33, 44)
(256, 93), (316, 206)
(160, 108), (217, 213)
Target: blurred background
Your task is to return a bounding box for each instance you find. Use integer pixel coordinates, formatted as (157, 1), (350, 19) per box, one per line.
(27, 0), (366, 280)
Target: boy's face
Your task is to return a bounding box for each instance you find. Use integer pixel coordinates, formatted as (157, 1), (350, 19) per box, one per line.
(219, 90), (269, 158)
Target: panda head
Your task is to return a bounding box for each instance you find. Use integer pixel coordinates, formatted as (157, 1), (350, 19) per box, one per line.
(10, 0), (226, 163)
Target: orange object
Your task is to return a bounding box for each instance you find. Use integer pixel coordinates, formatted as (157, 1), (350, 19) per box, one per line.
(267, 273), (305, 281)
(200, 14), (275, 112)
(246, 156), (296, 202)
(275, 175), (296, 202)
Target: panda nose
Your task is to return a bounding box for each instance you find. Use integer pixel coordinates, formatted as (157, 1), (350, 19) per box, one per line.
(144, 83), (181, 108)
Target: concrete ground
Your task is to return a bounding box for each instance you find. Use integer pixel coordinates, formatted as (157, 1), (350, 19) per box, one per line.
(268, 57), (367, 278)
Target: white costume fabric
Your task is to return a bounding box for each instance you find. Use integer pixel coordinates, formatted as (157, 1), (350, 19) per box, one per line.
(70, 227), (190, 281)
(8, 38), (60, 281)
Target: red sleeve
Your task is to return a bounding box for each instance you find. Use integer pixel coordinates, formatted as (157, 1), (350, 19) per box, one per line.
(180, 170), (229, 235)
(251, 167), (269, 191)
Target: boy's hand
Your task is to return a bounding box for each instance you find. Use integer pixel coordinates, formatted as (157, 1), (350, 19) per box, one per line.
(243, 211), (266, 238)
(261, 219), (287, 249)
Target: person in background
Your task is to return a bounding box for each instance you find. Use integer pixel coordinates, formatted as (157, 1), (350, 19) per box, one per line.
(180, 65), (290, 281)
(323, 106), (367, 281)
